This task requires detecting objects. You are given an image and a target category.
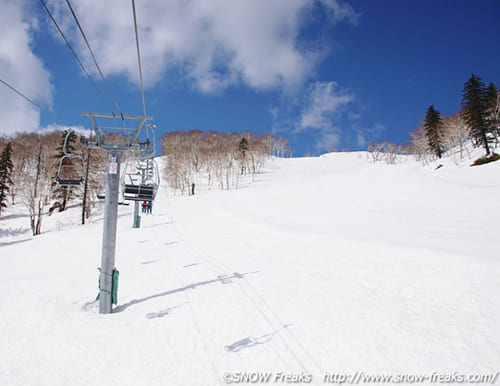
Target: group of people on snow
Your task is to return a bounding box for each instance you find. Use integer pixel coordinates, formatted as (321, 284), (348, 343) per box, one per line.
(141, 201), (153, 214)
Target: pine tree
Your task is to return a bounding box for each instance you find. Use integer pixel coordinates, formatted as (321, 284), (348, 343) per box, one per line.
(238, 137), (249, 175)
(239, 137), (249, 154)
(0, 142), (14, 217)
(484, 83), (499, 139)
(461, 74), (491, 155)
(424, 105), (443, 158)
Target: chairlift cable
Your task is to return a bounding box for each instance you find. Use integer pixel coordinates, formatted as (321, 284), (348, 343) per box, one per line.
(65, 0), (124, 116)
(1, 77), (86, 187)
(39, 0), (109, 109)
(0, 77), (73, 132)
(131, 0), (148, 119)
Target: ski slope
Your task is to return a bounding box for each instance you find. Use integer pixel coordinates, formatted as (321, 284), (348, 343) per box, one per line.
(1, 152), (499, 385)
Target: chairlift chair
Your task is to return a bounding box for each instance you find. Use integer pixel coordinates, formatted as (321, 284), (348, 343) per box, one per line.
(55, 130), (86, 186)
(121, 157), (159, 201)
(56, 156), (85, 186)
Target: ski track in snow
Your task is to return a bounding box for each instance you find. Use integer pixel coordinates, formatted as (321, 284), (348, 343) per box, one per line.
(148, 186), (323, 384)
(0, 151), (499, 385)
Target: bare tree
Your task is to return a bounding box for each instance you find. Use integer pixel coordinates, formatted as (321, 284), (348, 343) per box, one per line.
(367, 142), (404, 164)
(441, 113), (471, 163)
(367, 143), (386, 163)
(81, 147), (107, 223)
(18, 138), (57, 235)
(408, 125), (434, 164)
(160, 130), (284, 194)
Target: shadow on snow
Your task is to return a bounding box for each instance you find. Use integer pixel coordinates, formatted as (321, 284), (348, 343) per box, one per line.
(225, 324), (291, 352)
(114, 271), (259, 313)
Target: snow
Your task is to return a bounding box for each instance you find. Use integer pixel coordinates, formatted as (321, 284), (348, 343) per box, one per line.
(1, 151), (499, 385)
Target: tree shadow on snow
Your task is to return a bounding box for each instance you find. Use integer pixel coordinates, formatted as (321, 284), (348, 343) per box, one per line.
(145, 221), (173, 228)
(225, 324), (291, 352)
(140, 260), (157, 265)
(0, 213), (31, 221)
(145, 301), (189, 319)
(114, 271), (259, 313)
(0, 227), (29, 238)
(0, 237), (33, 247)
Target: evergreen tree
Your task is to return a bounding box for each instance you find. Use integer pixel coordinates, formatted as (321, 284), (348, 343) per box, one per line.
(484, 83), (499, 139)
(238, 137), (249, 175)
(239, 137), (249, 155)
(424, 105), (443, 158)
(461, 74), (491, 155)
(0, 142), (14, 217)
(53, 130), (78, 211)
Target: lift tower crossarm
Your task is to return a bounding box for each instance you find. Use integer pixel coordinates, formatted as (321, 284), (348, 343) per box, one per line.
(81, 112), (153, 151)
(81, 112), (153, 120)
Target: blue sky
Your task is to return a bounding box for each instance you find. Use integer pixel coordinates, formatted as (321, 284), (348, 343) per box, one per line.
(1, 0), (499, 156)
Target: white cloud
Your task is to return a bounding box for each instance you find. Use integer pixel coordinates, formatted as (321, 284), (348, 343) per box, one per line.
(297, 81), (353, 132)
(315, 131), (340, 152)
(46, 0), (358, 93)
(42, 124), (88, 136)
(354, 123), (387, 147)
(318, 0), (360, 26)
(0, 0), (53, 135)
(270, 80), (356, 153)
(291, 80), (356, 153)
(1, 0), (360, 134)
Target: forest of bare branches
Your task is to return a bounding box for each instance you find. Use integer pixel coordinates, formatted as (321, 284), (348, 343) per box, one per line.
(160, 130), (290, 194)
(0, 129), (290, 234)
(0, 131), (108, 235)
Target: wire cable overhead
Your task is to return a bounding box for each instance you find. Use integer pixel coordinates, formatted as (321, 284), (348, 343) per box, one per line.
(0, 77), (73, 131)
(65, 0), (124, 117)
(131, 0), (148, 118)
(39, 0), (108, 107)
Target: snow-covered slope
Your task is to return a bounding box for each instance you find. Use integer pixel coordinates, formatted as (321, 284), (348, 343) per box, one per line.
(1, 152), (499, 385)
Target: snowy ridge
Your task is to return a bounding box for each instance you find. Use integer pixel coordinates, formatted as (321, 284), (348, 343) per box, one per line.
(0, 152), (499, 385)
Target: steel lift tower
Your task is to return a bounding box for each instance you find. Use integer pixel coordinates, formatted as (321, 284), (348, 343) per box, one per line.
(82, 112), (153, 314)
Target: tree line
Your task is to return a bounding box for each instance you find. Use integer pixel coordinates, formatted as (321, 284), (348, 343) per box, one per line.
(0, 130), (108, 235)
(161, 130), (290, 194)
(0, 128), (290, 233)
(368, 74), (500, 165)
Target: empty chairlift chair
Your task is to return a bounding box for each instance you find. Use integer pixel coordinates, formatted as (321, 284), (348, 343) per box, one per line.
(121, 158), (159, 201)
(56, 155), (86, 186)
(55, 131), (86, 186)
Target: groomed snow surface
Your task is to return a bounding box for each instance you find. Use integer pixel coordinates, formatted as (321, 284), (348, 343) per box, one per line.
(1, 151), (499, 385)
